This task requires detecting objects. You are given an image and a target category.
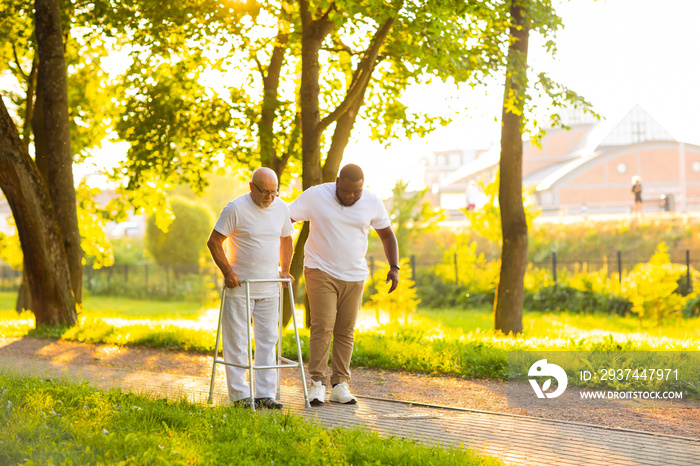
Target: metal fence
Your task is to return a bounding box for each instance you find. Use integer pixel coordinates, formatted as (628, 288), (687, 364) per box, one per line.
(0, 263), (220, 300)
(1, 249), (697, 297)
(368, 249), (697, 291)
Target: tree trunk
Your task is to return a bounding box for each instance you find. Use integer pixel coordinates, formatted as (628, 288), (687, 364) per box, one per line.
(31, 77), (49, 184)
(0, 96), (77, 326)
(494, 1), (529, 336)
(35, 0), (83, 304)
(259, 31), (289, 179)
(299, 0), (331, 190)
(322, 78), (370, 182)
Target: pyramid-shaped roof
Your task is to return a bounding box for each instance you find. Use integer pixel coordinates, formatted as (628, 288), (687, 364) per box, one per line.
(597, 104), (675, 148)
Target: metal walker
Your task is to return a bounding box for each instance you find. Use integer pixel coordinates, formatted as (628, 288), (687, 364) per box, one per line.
(207, 278), (310, 411)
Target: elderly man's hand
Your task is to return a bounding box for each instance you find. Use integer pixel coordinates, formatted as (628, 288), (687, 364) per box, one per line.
(224, 271), (241, 289)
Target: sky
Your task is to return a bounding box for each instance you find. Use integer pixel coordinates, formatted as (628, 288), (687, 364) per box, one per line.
(345, 0), (700, 197)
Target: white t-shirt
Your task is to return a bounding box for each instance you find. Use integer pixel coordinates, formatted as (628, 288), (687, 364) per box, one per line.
(213, 194), (292, 298)
(289, 182), (391, 281)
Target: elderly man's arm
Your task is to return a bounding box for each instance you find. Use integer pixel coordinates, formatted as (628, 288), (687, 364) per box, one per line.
(207, 230), (240, 288)
(279, 235), (294, 286)
(376, 226), (399, 293)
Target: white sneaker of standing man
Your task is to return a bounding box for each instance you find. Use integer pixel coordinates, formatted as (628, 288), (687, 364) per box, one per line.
(329, 382), (357, 404)
(309, 380), (326, 406)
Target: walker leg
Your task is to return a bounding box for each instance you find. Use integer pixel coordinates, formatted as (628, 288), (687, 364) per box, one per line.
(288, 285), (311, 408)
(208, 286), (226, 404)
(245, 283), (255, 412)
(276, 285), (282, 401)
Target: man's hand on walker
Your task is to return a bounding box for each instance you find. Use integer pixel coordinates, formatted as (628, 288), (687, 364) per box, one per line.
(224, 271), (241, 289)
(280, 271), (295, 287)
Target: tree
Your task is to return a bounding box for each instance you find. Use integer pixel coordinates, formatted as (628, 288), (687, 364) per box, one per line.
(0, 97), (76, 326)
(96, 0), (512, 326)
(1, 0), (121, 318)
(0, 0), (84, 326)
(494, 0), (529, 335)
(145, 196), (214, 268)
(492, 0), (597, 334)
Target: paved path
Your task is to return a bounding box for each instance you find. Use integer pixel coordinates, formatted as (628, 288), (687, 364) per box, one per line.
(1, 355), (698, 465)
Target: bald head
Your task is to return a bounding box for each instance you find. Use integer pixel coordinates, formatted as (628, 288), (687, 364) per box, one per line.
(250, 167), (279, 208)
(252, 167), (277, 185)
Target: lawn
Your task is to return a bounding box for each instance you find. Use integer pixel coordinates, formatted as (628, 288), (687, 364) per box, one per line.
(0, 374), (501, 465)
(2, 291), (700, 380)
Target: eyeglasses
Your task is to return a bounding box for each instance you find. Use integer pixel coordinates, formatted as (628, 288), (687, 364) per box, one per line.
(252, 181), (279, 198)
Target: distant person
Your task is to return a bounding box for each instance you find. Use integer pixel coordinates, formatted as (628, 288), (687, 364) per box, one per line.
(289, 164), (399, 406)
(206, 167), (293, 409)
(631, 176), (643, 215)
(466, 180), (479, 211)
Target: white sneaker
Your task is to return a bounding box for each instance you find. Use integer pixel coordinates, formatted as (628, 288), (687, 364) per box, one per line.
(329, 382), (357, 404)
(309, 380), (326, 406)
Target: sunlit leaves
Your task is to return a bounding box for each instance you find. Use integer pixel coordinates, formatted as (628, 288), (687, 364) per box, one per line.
(116, 52), (235, 194)
(76, 182), (114, 269)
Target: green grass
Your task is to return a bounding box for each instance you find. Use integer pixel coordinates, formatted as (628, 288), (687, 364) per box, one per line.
(79, 294), (206, 318)
(2, 292), (700, 381)
(0, 292), (205, 318)
(0, 374), (501, 465)
(0, 292), (14, 313)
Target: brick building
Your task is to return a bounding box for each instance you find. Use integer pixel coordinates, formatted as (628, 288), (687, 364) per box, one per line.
(432, 105), (700, 216)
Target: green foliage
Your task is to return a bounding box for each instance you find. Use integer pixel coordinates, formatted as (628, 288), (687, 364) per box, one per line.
(111, 237), (148, 266)
(365, 258), (419, 325)
(465, 171), (541, 244)
(524, 286), (632, 316)
(76, 181), (115, 269)
(84, 263), (218, 302)
(0, 375), (499, 466)
(145, 196), (214, 267)
(528, 217), (698, 263)
(386, 180), (444, 256)
(622, 242), (685, 327)
(682, 295), (700, 318)
(0, 227), (22, 270)
(416, 273), (476, 309)
(433, 237), (500, 295)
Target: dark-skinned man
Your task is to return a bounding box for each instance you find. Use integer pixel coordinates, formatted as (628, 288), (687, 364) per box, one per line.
(290, 164), (399, 405)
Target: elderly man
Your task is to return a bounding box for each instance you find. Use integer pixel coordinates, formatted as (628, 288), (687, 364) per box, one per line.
(207, 167), (293, 409)
(290, 164), (399, 405)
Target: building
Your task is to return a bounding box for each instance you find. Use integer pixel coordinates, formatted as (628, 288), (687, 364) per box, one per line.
(431, 105), (700, 217)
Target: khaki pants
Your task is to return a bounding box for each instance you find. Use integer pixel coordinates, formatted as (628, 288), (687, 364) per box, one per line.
(304, 267), (364, 386)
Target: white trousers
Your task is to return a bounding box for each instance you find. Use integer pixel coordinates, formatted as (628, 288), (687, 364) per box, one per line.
(222, 293), (279, 401)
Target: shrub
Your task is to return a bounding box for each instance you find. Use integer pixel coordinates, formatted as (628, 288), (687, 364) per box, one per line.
(145, 196), (214, 267)
(622, 242), (685, 326)
(682, 295), (700, 318)
(365, 258), (419, 325)
(523, 285), (632, 316)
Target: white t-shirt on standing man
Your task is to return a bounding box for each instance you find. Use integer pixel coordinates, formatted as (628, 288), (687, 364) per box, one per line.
(289, 182), (391, 282)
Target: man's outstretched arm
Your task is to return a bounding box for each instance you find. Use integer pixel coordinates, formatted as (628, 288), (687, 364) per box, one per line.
(376, 226), (399, 293)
